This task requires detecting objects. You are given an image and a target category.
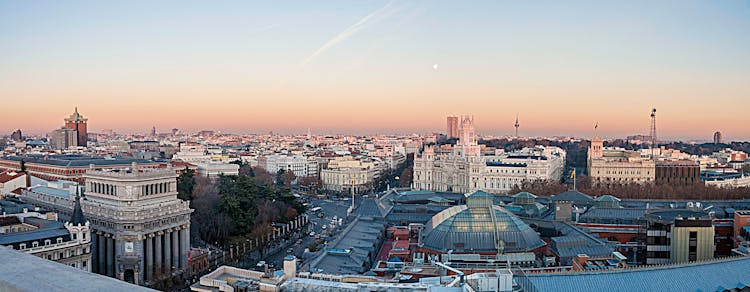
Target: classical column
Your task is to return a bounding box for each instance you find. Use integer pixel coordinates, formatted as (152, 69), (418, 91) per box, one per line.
(171, 230), (179, 269)
(155, 232), (163, 274)
(164, 230), (172, 272)
(106, 235), (114, 277)
(98, 233), (106, 274)
(91, 232), (98, 274)
(146, 235), (154, 281)
(179, 227), (189, 270)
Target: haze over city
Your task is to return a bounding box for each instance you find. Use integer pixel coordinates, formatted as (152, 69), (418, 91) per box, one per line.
(2, 1), (749, 140)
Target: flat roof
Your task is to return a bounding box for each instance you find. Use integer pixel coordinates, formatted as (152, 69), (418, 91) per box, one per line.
(0, 246), (154, 291)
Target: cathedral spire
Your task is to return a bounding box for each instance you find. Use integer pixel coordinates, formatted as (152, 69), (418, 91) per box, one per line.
(70, 185), (87, 225)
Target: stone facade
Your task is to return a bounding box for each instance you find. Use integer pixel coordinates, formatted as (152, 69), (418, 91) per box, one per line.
(83, 166), (192, 285)
(414, 116), (565, 194)
(20, 165), (192, 286)
(588, 137), (655, 184)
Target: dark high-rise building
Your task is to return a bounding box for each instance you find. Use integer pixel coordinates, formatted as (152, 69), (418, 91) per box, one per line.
(713, 131), (722, 144)
(10, 129), (22, 141)
(446, 116), (458, 139)
(64, 107), (88, 147)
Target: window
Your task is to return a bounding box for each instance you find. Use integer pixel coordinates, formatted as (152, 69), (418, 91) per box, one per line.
(32, 242), (39, 248)
(57, 237), (63, 244)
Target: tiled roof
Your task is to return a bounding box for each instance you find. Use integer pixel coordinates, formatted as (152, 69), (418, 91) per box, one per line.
(0, 171), (25, 184)
(551, 190), (594, 205)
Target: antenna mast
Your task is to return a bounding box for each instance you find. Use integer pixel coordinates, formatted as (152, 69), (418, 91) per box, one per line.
(650, 108), (657, 159)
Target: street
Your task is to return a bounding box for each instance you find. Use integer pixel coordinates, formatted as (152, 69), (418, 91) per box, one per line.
(249, 194), (352, 269)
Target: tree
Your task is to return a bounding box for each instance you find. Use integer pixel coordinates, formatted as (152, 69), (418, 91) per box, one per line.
(399, 167), (413, 187)
(281, 170), (296, 188)
(252, 167), (275, 186)
(298, 176), (321, 193)
(275, 169), (286, 188)
(177, 167), (196, 201)
(239, 163), (255, 177)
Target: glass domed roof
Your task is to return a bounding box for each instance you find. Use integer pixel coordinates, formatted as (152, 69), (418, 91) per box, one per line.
(421, 190), (545, 253)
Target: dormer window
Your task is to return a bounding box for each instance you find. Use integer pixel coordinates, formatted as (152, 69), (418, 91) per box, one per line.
(32, 241), (39, 248)
(57, 237), (63, 244)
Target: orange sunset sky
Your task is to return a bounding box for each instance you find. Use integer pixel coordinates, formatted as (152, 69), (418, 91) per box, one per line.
(1, 1), (749, 140)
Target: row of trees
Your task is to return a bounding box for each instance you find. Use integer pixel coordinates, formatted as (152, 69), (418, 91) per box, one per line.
(511, 176), (750, 200)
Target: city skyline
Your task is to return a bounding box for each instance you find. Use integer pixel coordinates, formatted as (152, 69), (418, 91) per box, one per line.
(2, 1), (749, 140)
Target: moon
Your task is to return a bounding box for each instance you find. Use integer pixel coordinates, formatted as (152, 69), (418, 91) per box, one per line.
(433, 64), (439, 70)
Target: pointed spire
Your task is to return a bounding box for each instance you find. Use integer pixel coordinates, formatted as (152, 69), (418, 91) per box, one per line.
(70, 185), (86, 225)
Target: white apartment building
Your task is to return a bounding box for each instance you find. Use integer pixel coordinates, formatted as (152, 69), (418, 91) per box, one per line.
(320, 156), (381, 195)
(172, 144), (211, 163)
(194, 162), (240, 178)
(258, 154), (318, 178)
(413, 116), (566, 194)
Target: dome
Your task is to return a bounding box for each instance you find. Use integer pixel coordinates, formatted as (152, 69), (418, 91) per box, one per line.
(421, 191), (545, 253)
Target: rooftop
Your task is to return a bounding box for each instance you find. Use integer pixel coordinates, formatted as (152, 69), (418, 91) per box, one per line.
(0, 246), (153, 291)
(2, 154), (157, 168)
(520, 256), (750, 292)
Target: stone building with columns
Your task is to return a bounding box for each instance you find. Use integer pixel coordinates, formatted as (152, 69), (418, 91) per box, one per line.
(19, 164), (192, 286)
(83, 166), (192, 285)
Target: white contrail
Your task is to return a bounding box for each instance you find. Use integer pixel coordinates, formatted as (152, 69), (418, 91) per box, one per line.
(301, 0), (402, 67)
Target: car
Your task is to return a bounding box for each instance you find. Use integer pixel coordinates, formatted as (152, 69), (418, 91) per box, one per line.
(309, 232), (315, 236)
(287, 248), (293, 253)
(321, 225), (327, 230)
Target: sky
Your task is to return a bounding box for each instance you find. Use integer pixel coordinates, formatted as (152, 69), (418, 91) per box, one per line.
(1, 1), (749, 141)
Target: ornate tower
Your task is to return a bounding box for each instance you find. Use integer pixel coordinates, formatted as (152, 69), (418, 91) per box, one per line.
(457, 115), (480, 157)
(64, 107), (88, 147)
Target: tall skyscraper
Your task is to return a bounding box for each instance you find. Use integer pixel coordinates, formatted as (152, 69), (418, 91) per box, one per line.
(714, 131), (722, 144)
(64, 107), (88, 147)
(446, 116), (458, 139)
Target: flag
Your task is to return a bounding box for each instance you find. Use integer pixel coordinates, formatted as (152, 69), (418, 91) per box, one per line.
(570, 169), (576, 179)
